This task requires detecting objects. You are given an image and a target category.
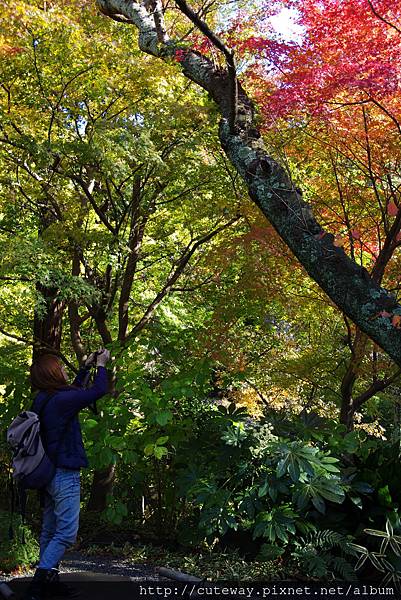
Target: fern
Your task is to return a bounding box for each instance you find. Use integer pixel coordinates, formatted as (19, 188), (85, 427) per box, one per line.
(292, 529), (356, 581)
(329, 556), (357, 581)
(302, 552), (329, 578)
(305, 529), (352, 551)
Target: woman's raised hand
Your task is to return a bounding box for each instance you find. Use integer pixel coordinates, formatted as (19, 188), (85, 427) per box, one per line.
(96, 348), (111, 367)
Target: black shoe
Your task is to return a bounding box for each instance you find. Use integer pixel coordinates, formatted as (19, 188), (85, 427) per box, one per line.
(22, 568), (56, 600)
(46, 572), (80, 598)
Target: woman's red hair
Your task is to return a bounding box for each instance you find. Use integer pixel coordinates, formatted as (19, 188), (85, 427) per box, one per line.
(30, 354), (68, 392)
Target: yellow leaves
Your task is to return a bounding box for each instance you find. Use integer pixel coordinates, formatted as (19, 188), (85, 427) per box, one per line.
(333, 235), (346, 247)
(354, 413), (387, 440)
(231, 386), (264, 418)
(199, 148), (214, 165)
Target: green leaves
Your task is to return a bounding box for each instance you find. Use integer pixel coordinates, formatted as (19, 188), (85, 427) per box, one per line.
(144, 435), (169, 460)
(364, 519), (401, 557)
(217, 402), (248, 419)
(253, 506), (297, 543)
(275, 441), (340, 482)
(102, 499), (128, 525)
(291, 530), (357, 581)
(257, 543), (285, 561)
(107, 435), (126, 451)
(155, 410), (173, 426)
(262, 440), (347, 514)
(0, 510), (39, 573)
(350, 517), (401, 587)
(293, 477), (345, 514)
(221, 423), (248, 447)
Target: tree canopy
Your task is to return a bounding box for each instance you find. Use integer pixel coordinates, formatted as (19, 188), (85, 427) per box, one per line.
(2, 0), (401, 579)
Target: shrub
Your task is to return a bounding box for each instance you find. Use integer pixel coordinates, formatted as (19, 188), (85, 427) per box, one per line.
(0, 510), (39, 573)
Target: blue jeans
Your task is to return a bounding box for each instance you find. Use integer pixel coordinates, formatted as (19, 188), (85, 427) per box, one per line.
(38, 468), (81, 570)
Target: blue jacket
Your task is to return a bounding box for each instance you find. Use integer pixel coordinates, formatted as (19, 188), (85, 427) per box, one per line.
(31, 366), (108, 470)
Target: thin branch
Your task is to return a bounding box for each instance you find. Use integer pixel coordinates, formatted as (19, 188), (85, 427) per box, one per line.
(368, 95), (401, 137)
(145, 0), (169, 43)
(173, 0), (238, 130)
(362, 105), (384, 231)
(47, 66), (94, 143)
(243, 378), (269, 405)
(31, 35), (51, 107)
(69, 250), (87, 363)
(0, 326), (78, 372)
(367, 0), (401, 36)
(68, 174), (117, 234)
(118, 175), (147, 341)
(329, 151), (355, 261)
(155, 178), (210, 206)
(170, 273), (216, 292)
(15, 160), (64, 222)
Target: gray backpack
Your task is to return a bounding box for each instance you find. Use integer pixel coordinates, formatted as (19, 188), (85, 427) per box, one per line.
(8, 369), (95, 490)
(7, 408), (54, 490)
(7, 393), (73, 490)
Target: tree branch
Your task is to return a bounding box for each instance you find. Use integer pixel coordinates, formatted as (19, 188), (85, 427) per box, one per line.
(353, 368), (401, 411)
(67, 173), (117, 235)
(118, 175), (147, 341)
(145, 0), (169, 43)
(95, 0), (401, 366)
(173, 0), (238, 131)
(366, 0), (401, 36)
(0, 326), (78, 372)
(69, 249), (87, 364)
(126, 216), (239, 341)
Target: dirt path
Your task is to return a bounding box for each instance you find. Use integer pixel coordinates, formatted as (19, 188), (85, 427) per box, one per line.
(1, 550), (167, 581)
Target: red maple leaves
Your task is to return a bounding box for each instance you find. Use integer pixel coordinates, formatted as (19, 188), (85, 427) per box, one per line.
(229, 0), (401, 123)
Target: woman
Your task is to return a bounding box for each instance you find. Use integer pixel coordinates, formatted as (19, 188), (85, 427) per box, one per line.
(23, 349), (110, 600)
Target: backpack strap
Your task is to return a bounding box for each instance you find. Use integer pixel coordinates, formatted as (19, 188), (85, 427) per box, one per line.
(8, 461), (15, 540)
(32, 391), (56, 417)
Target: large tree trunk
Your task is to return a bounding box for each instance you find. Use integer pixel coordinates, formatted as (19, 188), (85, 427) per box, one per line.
(33, 208), (65, 361)
(32, 282), (64, 361)
(96, 0), (401, 366)
(87, 465), (116, 511)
